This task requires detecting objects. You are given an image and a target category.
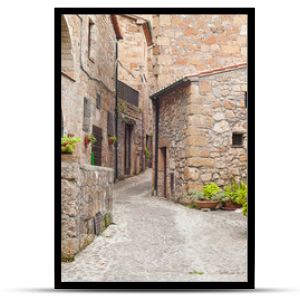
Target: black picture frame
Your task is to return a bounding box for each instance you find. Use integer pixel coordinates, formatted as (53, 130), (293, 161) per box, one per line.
(55, 7), (255, 290)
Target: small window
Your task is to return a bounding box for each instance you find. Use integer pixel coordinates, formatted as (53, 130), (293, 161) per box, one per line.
(96, 93), (101, 109)
(107, 111), (115, 136)
(83, 97), (91, 132)
(244, 92), (248, 108)
(232, 133), (244, 147)
(88, 20), (95, 62)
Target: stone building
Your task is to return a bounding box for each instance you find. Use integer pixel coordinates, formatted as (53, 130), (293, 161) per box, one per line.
(61, 14), (121, 168)
(61, 13), (249, 257)
(147, 14), (248, 199)
(61, 14), (154, 179)
(61, 14), (121, 260)
(151, 63), (247, 199)
(115, 14), (154, 178)
(61, 14), (154, 259)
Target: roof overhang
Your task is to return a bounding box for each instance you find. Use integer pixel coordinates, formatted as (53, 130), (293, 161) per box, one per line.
(150, 77), (191, 101)
(150, 63), (247, 101)
(119, 14), (153, 46)
(111, 14), (123, 40)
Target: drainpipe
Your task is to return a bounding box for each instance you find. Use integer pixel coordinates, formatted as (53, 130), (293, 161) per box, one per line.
(154, 98), (159, 195)
(114, 41), (119, 182)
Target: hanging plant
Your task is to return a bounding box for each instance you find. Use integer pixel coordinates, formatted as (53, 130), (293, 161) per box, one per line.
(84, 134), (96, 147)
(61, 135), (81, 154)
(117, 101), (128, 113)
(108, 135), (117, 145)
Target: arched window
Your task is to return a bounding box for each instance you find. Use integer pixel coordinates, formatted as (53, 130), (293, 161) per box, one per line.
(61, 15), (74, 78)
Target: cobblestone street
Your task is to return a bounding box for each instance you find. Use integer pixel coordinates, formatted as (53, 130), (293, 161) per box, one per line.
(62, 169), (247, 282)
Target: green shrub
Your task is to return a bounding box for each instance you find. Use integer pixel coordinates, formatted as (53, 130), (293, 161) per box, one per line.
(242, 201), (248, 216)
(223, 180), (247, 205)
(187, 190), (204, 200)
(202, 183), (221, 199)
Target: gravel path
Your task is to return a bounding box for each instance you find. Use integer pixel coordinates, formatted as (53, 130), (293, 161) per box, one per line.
(62, 169), (247, 282)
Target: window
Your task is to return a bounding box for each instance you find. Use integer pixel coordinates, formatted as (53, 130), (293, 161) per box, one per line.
(232, 133), (244, 147)
(244, 92), (248, 108)
(88, 20), (95, 62)
(83, 98), (91, 132)
(117, 80), (139, 107)
(96, 93), (101, 109)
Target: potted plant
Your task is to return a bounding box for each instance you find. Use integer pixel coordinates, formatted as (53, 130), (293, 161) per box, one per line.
(221, 180), (247, 210)
(61, 135), (81, 154)
(84, 134), (96, 147)
(191, 183), (222, 209)
(108, 135), (117, 145)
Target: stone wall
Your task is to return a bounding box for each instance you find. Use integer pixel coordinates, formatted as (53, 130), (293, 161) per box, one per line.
(154, 85), (190, 198)
(61, 15), (116, 168)
(150, 14), (247, 92)
(184, 67), (247, 191)
(61, 155), (114, 261)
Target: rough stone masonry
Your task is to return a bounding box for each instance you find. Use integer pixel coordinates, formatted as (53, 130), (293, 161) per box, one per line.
(151, 64), (247, 200)
(61, 155), (114, 261)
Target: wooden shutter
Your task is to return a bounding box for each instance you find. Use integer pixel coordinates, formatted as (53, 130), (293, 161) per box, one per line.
(92, 125), (102, 166)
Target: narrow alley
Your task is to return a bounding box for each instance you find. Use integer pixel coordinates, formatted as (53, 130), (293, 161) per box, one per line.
(62, 169), (247, 282)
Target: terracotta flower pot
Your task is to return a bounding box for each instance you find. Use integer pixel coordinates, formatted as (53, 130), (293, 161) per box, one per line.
(84, 136), (90, 147)
(222, 200), (242, 211)
(108, 137), (116, 145)
(194, 199), (220, 209)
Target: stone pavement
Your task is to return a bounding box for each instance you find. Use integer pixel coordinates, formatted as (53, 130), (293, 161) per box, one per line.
(62, 168), (247, 282)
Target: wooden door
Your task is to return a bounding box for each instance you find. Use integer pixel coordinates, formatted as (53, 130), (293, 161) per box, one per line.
(124, 124), (132, 175)
(161, 147), (167, 197)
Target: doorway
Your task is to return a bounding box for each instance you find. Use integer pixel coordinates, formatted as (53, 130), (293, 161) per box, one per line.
(146, 135), (153, 168)
(161, 147), (167, 197)
(124, 124), (133, 175)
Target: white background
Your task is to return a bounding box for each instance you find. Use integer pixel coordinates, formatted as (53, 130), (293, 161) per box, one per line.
(0, 0), (299, 299)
